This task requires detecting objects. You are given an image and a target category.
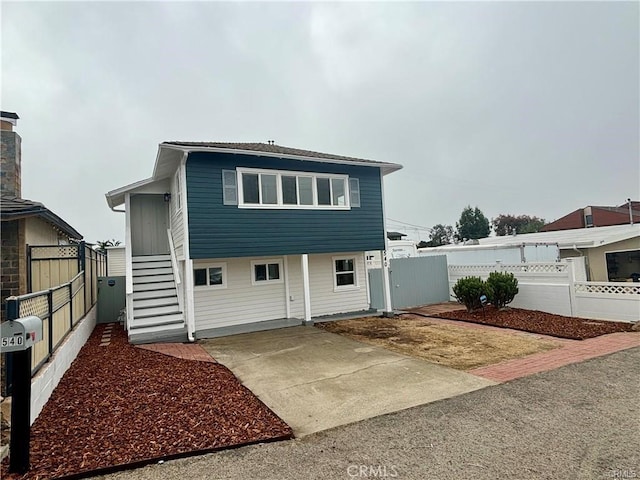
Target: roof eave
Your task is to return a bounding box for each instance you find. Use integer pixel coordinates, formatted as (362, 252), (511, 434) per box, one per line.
(157, 143), (403, 175)
(1, 208), (82, 240)
(105, 177), (157, 209)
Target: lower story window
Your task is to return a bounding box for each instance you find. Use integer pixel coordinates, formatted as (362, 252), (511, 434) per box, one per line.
(334, 257), (357, 288)
(252, 260), (283, 284)
(194, 263), (227, 289)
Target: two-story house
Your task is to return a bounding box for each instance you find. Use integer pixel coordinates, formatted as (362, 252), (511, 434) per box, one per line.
(106, 142), (401, 343)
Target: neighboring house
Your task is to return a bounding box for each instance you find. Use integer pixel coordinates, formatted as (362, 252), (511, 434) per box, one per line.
(542, 201), (640, 231)
(106, 141), (402, 343)
(366, 239), (419, 269)
(0, 111), (83, 321)
(386, 231), (407, 241)
(476, 224), (640, 282)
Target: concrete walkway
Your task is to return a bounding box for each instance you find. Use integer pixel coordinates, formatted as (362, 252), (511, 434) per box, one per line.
(200, 326), (495, 437)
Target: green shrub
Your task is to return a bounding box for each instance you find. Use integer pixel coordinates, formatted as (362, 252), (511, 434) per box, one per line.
(486, 271), (519, 309)
(452, 276), (492, 312)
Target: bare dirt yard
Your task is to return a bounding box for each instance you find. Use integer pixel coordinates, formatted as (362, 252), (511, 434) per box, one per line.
(316, 315), (560, 370)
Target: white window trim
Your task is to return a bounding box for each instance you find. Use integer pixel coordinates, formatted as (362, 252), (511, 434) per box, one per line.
(251, 259), (284, 285)
(332, 255), (360, 292)
(237, 167), (351, 210)
(193, 262), (227, 290)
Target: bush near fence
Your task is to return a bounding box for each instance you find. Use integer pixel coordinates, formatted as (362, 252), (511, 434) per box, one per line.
(448, 262), (640, 322)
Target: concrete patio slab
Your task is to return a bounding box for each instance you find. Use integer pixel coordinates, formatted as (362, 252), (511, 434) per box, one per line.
(200, 326), (495, 437)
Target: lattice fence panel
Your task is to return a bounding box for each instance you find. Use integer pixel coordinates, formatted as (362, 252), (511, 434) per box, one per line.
(18, 295), (49, 319)
(52, 286), (70, 311)
(449, 263), (568, 274)
(71, 274), (85, 296)
(574, 283), (640, 295)
(30, 245), (79, 259)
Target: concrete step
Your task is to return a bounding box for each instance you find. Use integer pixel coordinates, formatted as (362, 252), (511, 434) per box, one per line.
(134, 304), (181, 318)
(133, 267), (174, 277)
(128, 323), (188, 345)
(132, 288), (177, 300)
(134, 274), (175, 284)
(130, 313), (184, 329)
(133, 281), (175, 292)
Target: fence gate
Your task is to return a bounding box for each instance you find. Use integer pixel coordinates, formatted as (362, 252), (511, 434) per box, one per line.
(368, 255), (450, 310)
(97, 277), (126, 324)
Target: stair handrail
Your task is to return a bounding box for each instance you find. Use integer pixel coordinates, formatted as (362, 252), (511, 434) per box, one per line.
(167, 229), (184, 317)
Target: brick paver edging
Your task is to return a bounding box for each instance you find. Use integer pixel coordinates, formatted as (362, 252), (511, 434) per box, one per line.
(136, 343), (217, 363)
(469, 332), (640, 382)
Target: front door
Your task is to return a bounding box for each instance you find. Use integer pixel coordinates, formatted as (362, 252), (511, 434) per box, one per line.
(130, 194), (170, 256)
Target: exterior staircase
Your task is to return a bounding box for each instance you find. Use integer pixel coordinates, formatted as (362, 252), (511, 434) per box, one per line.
(129, 254), (187, 344)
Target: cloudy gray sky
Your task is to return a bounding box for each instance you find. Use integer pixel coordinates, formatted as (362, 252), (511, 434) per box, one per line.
(2, 1), (638, 243)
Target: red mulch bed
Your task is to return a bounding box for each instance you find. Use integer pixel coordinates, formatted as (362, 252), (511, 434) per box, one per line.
(433, 306), (636, 340)
(1, 323), (293, 480)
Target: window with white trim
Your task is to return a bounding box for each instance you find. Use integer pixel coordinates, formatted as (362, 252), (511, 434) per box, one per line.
(251, 259), (283, 285)
(194, 263), (227, 289)
(236, 167), (357, 210)
(333, 257), (358, 289)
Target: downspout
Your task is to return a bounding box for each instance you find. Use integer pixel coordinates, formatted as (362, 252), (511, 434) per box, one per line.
(179, 153), (195, 342)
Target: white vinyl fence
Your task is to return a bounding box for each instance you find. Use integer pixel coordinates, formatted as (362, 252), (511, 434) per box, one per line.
(449, 262), (640, 323)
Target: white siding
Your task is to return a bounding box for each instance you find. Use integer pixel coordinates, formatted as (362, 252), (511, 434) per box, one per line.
(193, 253), (370, 333)
(308, 252), (369, 317)
(286, 255), (305, 318)
(194, 257), (287, 330)
(170, 169), (185, 260)
(106, 246), (126, 276)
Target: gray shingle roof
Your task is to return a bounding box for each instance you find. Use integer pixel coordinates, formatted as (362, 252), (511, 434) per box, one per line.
(0, 111), (19, 120)
(161, 141), (401, 170)
(0, 195), (83, 240)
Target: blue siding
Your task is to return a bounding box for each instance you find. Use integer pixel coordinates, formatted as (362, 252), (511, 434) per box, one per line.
(186, 152), (385, 258)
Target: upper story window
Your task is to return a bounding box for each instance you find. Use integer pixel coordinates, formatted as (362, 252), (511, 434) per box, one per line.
(230, 167), (359, 210)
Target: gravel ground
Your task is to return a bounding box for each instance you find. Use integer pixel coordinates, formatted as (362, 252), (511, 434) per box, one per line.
(97, 347), (640, 480)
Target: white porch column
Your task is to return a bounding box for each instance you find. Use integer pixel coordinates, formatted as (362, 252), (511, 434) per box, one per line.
(381, 249), (394, 317)
(301, 254), (312, 324)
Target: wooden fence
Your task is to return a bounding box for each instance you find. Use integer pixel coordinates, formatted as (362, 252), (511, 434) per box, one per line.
(3, 243), (106, 393)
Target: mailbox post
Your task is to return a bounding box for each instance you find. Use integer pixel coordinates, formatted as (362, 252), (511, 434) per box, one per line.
(1, 310), (43, 474)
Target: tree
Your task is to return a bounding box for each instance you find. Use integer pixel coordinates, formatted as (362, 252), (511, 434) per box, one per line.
(424, 224), (454, 247)
(492, 214), (545, 236)
(455, 206), (491, 241)
(96, 239), (121, 254)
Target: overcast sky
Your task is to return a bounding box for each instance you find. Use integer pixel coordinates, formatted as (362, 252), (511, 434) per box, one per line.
(2, 1), (638, 243)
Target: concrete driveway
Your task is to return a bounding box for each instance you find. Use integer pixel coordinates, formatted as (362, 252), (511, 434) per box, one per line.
(200, 326), (495, 436)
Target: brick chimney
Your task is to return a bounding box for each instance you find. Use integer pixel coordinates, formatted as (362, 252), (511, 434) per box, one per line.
(1, 111), (21, 198)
